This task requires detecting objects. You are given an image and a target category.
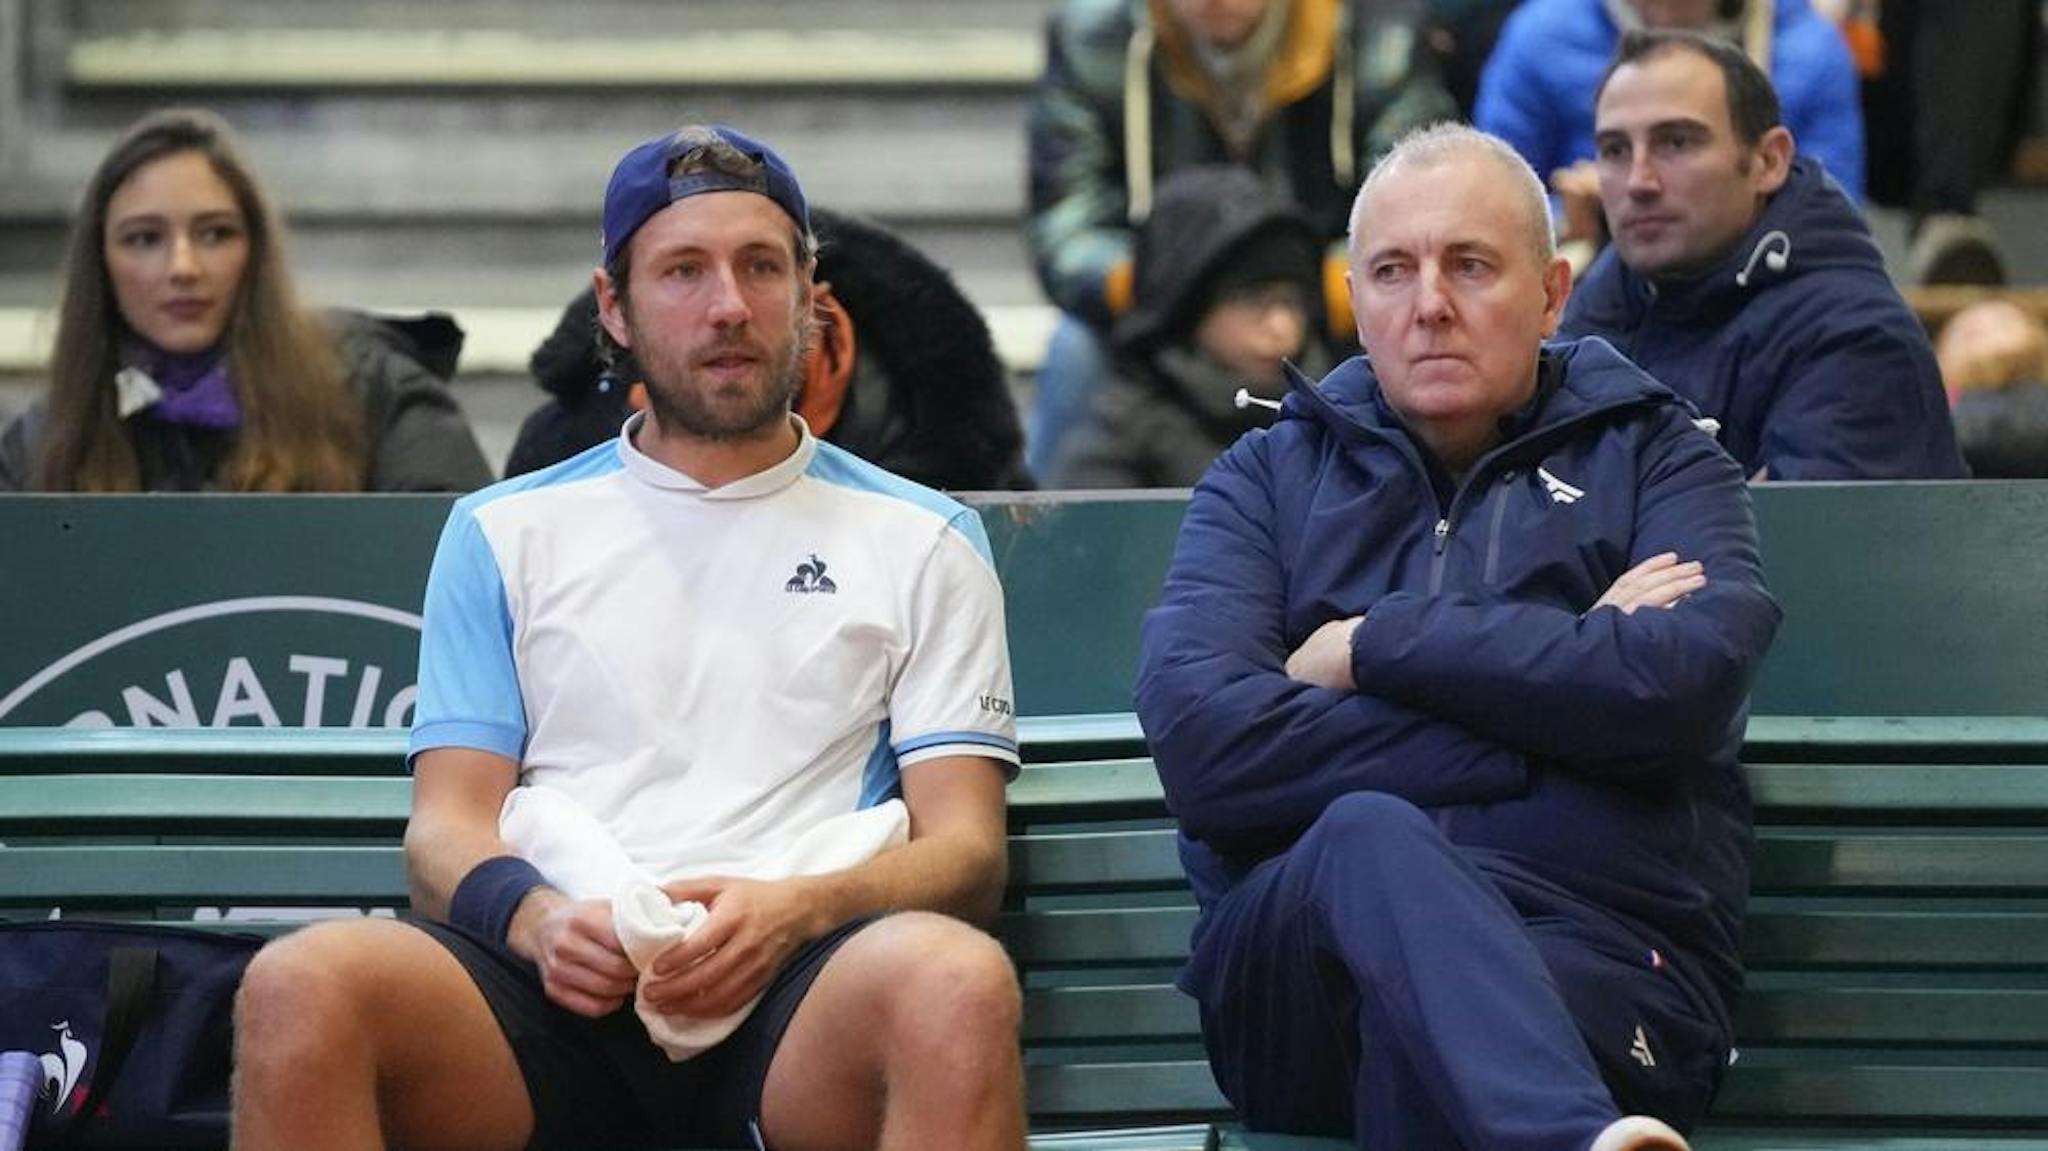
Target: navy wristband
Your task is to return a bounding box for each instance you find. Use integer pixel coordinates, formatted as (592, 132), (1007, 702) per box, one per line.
(448, 855), (548, 946)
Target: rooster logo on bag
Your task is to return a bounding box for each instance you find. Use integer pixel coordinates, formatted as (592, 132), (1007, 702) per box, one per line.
(38, 1021), (88, 1117)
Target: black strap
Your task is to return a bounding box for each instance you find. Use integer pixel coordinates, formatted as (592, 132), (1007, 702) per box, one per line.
(62, 946), (159, 1146)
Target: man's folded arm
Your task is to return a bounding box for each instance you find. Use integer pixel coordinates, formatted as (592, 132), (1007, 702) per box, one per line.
(1137, 443), (1530, 846)
(1349, 423), (1783, 772)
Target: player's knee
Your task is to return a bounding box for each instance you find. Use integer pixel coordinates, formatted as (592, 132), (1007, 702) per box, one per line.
(881, 918), (1020, 1052)
(235, 921), (380, 1060)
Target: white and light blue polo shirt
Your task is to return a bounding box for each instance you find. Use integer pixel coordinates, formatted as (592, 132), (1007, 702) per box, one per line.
(411, 416), (1018, 878)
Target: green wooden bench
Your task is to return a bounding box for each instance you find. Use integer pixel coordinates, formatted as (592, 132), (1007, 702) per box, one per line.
(5, 714), (2047, 1150)
(5, 481), (2048, 1148)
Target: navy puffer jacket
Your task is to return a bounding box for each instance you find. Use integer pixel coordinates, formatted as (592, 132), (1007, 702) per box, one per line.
(1563, 160), (1967, 479)
(1136, 337), (1781, 1036)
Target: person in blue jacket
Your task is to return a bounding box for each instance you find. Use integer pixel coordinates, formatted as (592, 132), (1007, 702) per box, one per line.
(1475, 0), (1864, 212)
(1564, 29), (1965, 480)
(1135, 122), (1782, 1151)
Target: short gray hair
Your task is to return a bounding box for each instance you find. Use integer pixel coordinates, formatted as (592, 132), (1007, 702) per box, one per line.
(1347, 122), (1555, 265)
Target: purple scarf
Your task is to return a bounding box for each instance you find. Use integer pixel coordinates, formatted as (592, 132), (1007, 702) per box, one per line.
(119, 341), (242, 429)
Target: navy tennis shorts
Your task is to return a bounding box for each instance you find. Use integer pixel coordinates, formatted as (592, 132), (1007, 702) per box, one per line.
(414, 915), (872, 1149)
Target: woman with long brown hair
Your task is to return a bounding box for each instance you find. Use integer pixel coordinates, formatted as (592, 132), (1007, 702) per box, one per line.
(0, 107), (492, 491)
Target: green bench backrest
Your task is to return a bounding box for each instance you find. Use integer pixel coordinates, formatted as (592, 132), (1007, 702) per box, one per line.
(6, 484), (2048, 727)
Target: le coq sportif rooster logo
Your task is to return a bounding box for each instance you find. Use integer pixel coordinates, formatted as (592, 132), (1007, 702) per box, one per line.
(784, 554), (838, 595)
(39, 1020), (88, 1116)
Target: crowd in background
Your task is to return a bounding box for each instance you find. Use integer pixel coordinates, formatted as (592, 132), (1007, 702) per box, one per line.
(1, 0), (2043, 494)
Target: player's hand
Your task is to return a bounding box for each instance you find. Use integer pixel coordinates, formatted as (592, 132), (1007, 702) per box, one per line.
(1593, 552), (1706, 616)
(508, 890), (637, 1018)
(641, 876), (819, 1017)
(1285, 615), (1364, 691)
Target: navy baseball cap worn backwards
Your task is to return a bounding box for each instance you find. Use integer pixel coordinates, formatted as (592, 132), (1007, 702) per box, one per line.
(601, 125), (810, 267)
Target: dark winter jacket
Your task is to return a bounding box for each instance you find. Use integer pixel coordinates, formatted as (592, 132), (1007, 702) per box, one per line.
(1135, 337), (1782, 1041)
(506, 208), (1032, 492)
(1952, 381), (2048, 478)
(0, 310), (494, 492)
(1561, 159), (1967, 479)
(1047, 347), (1282, 487)
(1027, 0), (1454, 324)
(1476, 0), (1865, 201)
(1048, 165), (1324, 487)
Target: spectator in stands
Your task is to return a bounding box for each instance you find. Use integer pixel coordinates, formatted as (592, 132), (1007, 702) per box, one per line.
(507, 207), (1031, 490)
(1936, 299), (2048, 478)
(1136, 122), (1780, 1151)
(1025, 0), (1456, 479)
(1047, 165), (1327, 486)
(1561, 31), (1966, 479)
(230, 124), (1026, 1151)
(1477, 0), (1863, 262)
(1421, 0), (1523, 118)
(1853, 0), (2037, 285)
(0, 108), (492, 493)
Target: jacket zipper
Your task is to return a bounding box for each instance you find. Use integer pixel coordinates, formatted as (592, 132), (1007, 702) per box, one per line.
(1296, 369), (1656, 598)
(1428, 516), (1451, 593)
(1428, 473), (1511, 594)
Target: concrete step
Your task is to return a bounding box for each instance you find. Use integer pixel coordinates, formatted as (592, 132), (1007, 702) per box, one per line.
(0, 213), (1047, 310)
(0, 300), (1059, 378)
(63, 28), (1044, 90)
(55, 0), (1056, 36)
(0, 90), (1031, 221)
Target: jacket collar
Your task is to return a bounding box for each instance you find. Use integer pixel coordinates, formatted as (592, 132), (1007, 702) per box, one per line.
(617, 412), (818, 499)
(1279, 337), (1686, 472)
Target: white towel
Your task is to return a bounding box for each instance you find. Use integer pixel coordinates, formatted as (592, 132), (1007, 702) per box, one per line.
(498, 785), (909, 1060)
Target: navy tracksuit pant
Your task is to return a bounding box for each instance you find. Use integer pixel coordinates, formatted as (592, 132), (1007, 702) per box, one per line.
(1183, 792), (1727, 1150)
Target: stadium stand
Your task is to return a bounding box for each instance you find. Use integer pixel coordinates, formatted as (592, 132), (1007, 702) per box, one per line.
(2, 0), (2042, 470)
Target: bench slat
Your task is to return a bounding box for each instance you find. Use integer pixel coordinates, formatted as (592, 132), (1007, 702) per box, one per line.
(1033, 1126), (1218, 1151)
(1026, 1061), (1228, 1120)
(1712, 1047), (2048, 1120)
(1017, 715), (1150, 763)
(977, 973), (2048, 1051)
(1003, 907), (1199, 966)
(1745, 901), (2048, 967)
(1016, 975), (2048, 1048)
(1030, 1051), (2048, 1123)
(1013, 830), (1182, 889)
(1752, 831), (2048, 892)
(1023, 985), (1198, 1044)
(1012, 761), (1166, 813)
(1003, 903), (2048, 970)
(1692, 1136), (2048, 1151)
(2, 845), (406, 902)
(1748, 764), (2048, 812)
(1742, 717), (2048, 761)
(0, 727), (410, 775)
(0, 774), (409, 830)
(1740, 972), (2048, 1044)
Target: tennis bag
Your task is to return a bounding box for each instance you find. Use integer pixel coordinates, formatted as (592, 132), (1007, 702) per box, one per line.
(0, 920), (263, 1148)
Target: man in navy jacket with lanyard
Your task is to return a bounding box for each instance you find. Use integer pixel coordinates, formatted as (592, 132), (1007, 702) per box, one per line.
(1137, 123), (1781, 1150)
(1563, 29), (1965, 480)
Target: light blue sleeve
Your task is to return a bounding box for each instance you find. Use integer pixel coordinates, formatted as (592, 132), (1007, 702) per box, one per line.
(408, 501), (526, 767)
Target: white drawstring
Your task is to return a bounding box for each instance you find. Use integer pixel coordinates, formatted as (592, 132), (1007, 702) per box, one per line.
(1735, 231), (1791, 287)
(1124, 22), (1158, 224)
(1234, 388), (1283, 412)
